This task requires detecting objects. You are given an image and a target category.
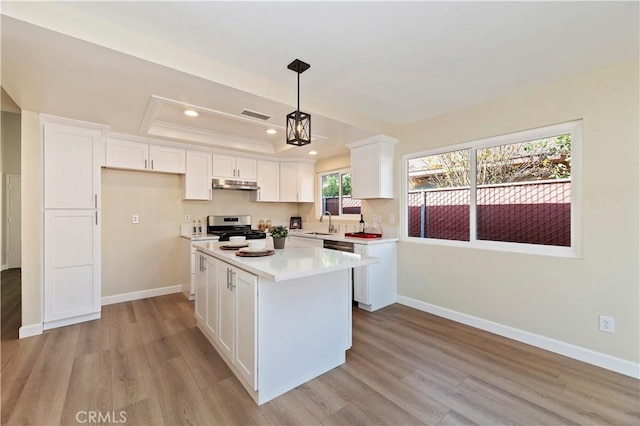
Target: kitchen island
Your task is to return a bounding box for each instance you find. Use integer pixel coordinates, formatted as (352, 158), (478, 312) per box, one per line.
(193, 241), (378, 405)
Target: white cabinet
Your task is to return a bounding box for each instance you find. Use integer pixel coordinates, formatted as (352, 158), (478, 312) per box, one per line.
(184, 150), (213, 200)
(204, 256), (219, 340)
(212, 154), (257, 181)
(195, 253), (207, 323)
(279, 162), (314, 202)
(43, 122), (103, 330)
(106, 138), (185, 174)
(288, 235), (324, 248)
(44, 209), (101, 327)
(347, 135), (397, 199)
(196, 255), (257, 390)
(251, 160), (280, 202)
(353, 242), (397, 311)
(44, 124), (102, 209)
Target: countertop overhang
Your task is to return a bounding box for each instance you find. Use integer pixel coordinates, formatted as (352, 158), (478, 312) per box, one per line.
(289, 230), (399, 245)
(194, 241), (378, 282)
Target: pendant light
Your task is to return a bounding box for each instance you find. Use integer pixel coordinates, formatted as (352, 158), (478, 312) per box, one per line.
(286, 59), (311, 146)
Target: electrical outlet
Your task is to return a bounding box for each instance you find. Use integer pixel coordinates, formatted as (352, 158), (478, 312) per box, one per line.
(184, 214), (191, 223)
(599, 315), (615, 333)
(132, 215), (139, 224)
(389, 214), (395, 224)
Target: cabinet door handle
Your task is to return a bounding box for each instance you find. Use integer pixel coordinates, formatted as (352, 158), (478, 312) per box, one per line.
(237, 169), (240, 177)
(208, 188), (212, 199)
(230, 270), (236, 290)
(226, 267), (230, 289)
(145, 159), (148, 169)
(94, 194), (98, 209)
(151, 159), (154, 170)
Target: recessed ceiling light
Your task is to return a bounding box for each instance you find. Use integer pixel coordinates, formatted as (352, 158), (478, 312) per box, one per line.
(184, 110), (199, 117)
(308, 151), (318, 156)
(266, 129), (277, 135)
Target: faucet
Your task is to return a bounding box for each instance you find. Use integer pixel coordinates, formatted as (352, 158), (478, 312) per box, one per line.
(320, 211), (335, 233)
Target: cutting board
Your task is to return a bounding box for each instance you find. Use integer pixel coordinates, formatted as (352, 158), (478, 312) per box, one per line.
(235, 249), (275, 257)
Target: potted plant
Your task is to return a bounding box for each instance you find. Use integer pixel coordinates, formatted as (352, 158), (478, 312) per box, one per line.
(270, 225), (289, 249)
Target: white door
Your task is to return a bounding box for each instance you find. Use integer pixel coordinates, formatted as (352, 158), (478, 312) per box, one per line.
(44, 209), (101, 323)
(44, 124), (101, 209)
(212, 154), (236, 179)
(218, 262), (235, 362)
(149, 145), (185, 173)
(255, 160), (279, 202)
(195, 253), (206, 323)
(6, 174), (21, 268)
(184, 150), (212, 200)
(204, 256), (219, 340)
(234, 267), (257, 390)
(235, 157), (257, 181)
(105, 139), (149, 171)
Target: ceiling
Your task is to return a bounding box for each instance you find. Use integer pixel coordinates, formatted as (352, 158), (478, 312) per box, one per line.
(2, 1), (638, 159)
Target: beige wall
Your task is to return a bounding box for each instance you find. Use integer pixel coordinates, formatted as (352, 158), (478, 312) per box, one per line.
(102, 169), (299, 297)
(21, 111), (42, 327)
(394, 60), (639, 363)
(1, 111), (21, 266)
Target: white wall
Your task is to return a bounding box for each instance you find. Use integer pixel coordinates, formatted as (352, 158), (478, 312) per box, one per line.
(394, 60), (639, 366)
(20, 111), (42, 329)
(101, 169), (299, 297)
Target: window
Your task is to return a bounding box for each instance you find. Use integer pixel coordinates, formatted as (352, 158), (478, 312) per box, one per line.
(403, 121), (581, 257)
(319, 170), (361, 217)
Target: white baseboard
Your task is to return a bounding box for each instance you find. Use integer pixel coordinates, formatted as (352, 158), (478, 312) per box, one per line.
(396, 295), (640, 379)
(102, 284), (184, 306)
(19, 322), (43, 338)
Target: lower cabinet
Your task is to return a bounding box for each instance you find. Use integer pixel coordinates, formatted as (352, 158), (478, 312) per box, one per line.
(353, 242), (397, 312)
(196, 253), (257, 390)
(44, 209), (101, 328)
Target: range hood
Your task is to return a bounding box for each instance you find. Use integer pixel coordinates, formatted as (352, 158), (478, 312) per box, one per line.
(212, 178), (260, 191)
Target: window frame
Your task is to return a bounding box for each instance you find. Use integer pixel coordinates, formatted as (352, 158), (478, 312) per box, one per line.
(401, 120), (582, 258)
(316, 168), (361, 220)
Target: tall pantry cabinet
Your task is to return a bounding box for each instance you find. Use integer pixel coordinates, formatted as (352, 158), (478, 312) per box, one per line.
(42, 120), (104, 330)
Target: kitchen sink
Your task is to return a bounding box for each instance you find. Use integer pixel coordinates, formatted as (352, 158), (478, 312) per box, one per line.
(303, 232), (333, 236)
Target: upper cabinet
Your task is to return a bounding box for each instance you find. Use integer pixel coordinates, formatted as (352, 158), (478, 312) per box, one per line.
(184, 150), (213, 200)
(212, 154), (257, 181)
(44, 123), (102, 209)
(280, 162), (314, 203)
(105, 138), (185, 174)
(251, 160), (280, 202)
(346, 135), (398, 199)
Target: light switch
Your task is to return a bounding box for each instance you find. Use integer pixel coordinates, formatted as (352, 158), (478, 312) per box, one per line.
(132, 215), (139, 224)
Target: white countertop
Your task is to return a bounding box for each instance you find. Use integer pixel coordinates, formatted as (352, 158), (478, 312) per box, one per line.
(181, 232), (220, 241)
(194, 241), (378, 282)
(289, 230), (399, 245)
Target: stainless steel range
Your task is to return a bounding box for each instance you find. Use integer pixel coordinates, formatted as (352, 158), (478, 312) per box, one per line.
(206, 215), (266, 241)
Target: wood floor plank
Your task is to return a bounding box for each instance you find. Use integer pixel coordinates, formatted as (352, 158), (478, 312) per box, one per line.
(6, 326), (80, 425)
(290, 379), (348, 422)
(150, 356), (218, 425)
(259, 392), (322, 425)
(436, 411), (478, 426)
(201, 376), (270, 426)
(318, 367), (426, 425)
(342, 351), (449, 424)
(170, 327), (233, 390)
(110, 329), (159, 411)
(75, 310), (111, 358)
(60, 350), (113, 425)
(0, 334), (48, 424)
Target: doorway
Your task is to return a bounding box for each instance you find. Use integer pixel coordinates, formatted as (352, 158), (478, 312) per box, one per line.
(5, 174), (21, 268)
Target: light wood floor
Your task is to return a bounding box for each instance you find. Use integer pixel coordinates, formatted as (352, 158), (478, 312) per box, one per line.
(1, 275), (638, 425)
